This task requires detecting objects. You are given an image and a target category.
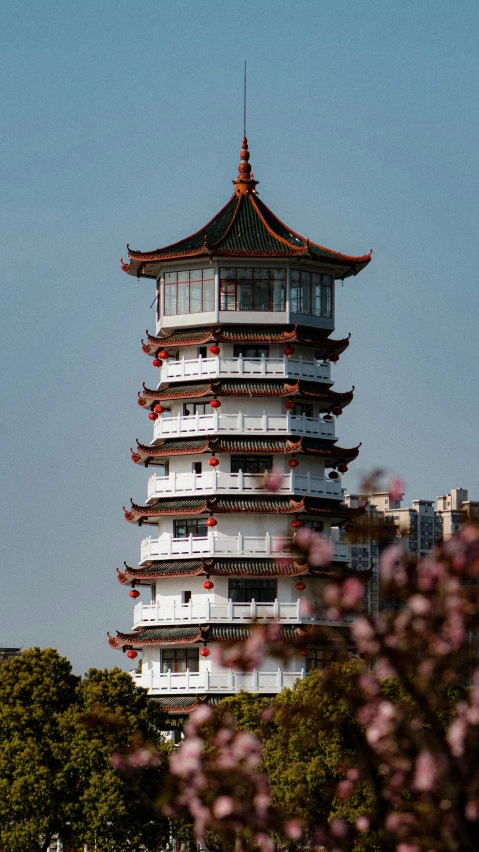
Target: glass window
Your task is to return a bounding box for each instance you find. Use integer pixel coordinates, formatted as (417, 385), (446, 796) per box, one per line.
(289, 270), (333, 318)
(163, 269), (216, 315)
(233, 345), (269, 358)
(295, 403), (314, 417)
(161, 648), (199, 673)
(230, 455), (273, 474)
(174, 518), (208, 538)
(301, 520), (324, 533)
(220, 281), (237, 311)
(228, 578), (277, 603)
(183, 402), (208, 416)
(220, 268), (286, 312)
(306, 649), (338, 672)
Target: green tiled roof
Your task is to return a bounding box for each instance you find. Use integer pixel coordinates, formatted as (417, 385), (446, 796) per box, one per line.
(145, 325), (350, 352)
(117, 624), (319, 645)
(141, 379), (352, 405)
(133, 437), (360, 466)
(122, 557), (350, 580)
(118, 626), (202, 643)
(124, 163), (372, 279)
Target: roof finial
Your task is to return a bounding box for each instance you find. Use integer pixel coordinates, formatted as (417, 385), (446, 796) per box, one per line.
(233, 62), (258, 195)
(244, 60), (247, 138)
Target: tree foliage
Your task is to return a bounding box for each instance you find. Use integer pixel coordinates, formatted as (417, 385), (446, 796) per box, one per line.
(0, 647), (169, 852)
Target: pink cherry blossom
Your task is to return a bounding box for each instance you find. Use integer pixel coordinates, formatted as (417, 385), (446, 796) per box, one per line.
(212, 795), (234, 818)
(284, 819), (303, 839)
(413, 751), (438, 792)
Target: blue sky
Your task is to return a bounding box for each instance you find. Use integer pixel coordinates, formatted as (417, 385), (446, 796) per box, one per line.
(0, 0), (478, 673)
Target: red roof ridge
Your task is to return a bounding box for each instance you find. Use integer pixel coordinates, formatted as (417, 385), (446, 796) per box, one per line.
(254, 194), (372, 264)
(249, 193), (305, 252)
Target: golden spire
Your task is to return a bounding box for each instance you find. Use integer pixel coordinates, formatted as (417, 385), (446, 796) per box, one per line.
(233, 137), (258, 195)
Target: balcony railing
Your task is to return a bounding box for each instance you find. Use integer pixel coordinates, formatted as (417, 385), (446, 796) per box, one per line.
(133, 598), (353, 628)
(132, 667), (305, 694)
(146, 470), (342, 501)
(140, 532), (349, 564)
(160, 354), (331, 384)
(153, 411), (335, 440)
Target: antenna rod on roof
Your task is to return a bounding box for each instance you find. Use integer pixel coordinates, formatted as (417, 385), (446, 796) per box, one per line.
(243, 60), (247, 137)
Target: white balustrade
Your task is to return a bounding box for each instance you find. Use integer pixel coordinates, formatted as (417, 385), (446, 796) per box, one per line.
(132, 598), (353, 628)
(153, 411), (335, 440)
(160, 354), (331, 383)
(140, 532), (349, 564)
(146, 470), (342, 500)
(132, 667), (305, 694)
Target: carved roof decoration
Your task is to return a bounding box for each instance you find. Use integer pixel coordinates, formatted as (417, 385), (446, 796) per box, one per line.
(121, 138), (371, 278)
(117, 557), (365, 583)
(110, 623), (339, 648)
(130, 436), (360, 467)
(138, 378), (354, 408)
(123, 494), (360, 525)
(141, 325), (351, 356)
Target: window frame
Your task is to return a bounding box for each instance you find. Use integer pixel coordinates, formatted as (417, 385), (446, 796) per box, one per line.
(290, 269), (333, 319)
(174, 518), (208, 538)
(163, 268), (215, 316)
(230, 455), (273, 474)
(219, 267), (286, 313)
(161, 647), (199, 673)
(228, 578), (277, 603)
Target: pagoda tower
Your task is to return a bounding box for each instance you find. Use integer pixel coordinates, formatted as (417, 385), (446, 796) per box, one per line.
(109, 138), (371, 720)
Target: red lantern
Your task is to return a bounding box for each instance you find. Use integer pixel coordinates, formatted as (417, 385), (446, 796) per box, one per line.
(152, 358), (161, 368)
(203, 580), (214, 590)
(200, 647), (210, 658)
(208, 456), (219, 467)
(206, 517), (217, 528)
(329, 353), (340, 363)
(329, 470), (339, 479)
(209, 345), (220, 356)
(153, 404), (165, 415)
(288, 458), (299, 468)
(285, 399), (295, 412)
(284, 345), (295, 358)
(148, 412), (158, 421)
(210, 398), (221, 409)
(300, 648), (310, 657)
(295, 581), (306, 591)
(337, 464), (348, 473)
(158, 350), (169, 360)
(291, 519), (302, 529)
(126, 649), (138, 660)
(331, 407), (343, 416)
(129, 589), (140, 599)
(345, 524), (355, 534)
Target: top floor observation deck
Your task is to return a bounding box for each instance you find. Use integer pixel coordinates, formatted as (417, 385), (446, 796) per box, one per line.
(121, 138), (372, 332)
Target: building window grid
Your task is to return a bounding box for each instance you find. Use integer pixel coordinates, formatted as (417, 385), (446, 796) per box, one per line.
(228, 578), (277, 603)
(161, 648), (199, 673)
(230, 455), (273, 474)
(220, 267), (286, 312)
(290, 269), (333, 318)
(164, 268), (215, 316)
(174, 518), (208, 538)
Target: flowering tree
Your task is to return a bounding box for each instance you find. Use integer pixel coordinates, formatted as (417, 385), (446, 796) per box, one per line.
(162, 521), (479, 852)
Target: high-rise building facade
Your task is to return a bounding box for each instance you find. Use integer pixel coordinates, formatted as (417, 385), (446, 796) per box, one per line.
(108, 139), (371, 719)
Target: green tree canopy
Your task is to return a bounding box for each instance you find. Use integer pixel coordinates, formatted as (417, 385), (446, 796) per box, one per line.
(0, 647), (169, 852)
